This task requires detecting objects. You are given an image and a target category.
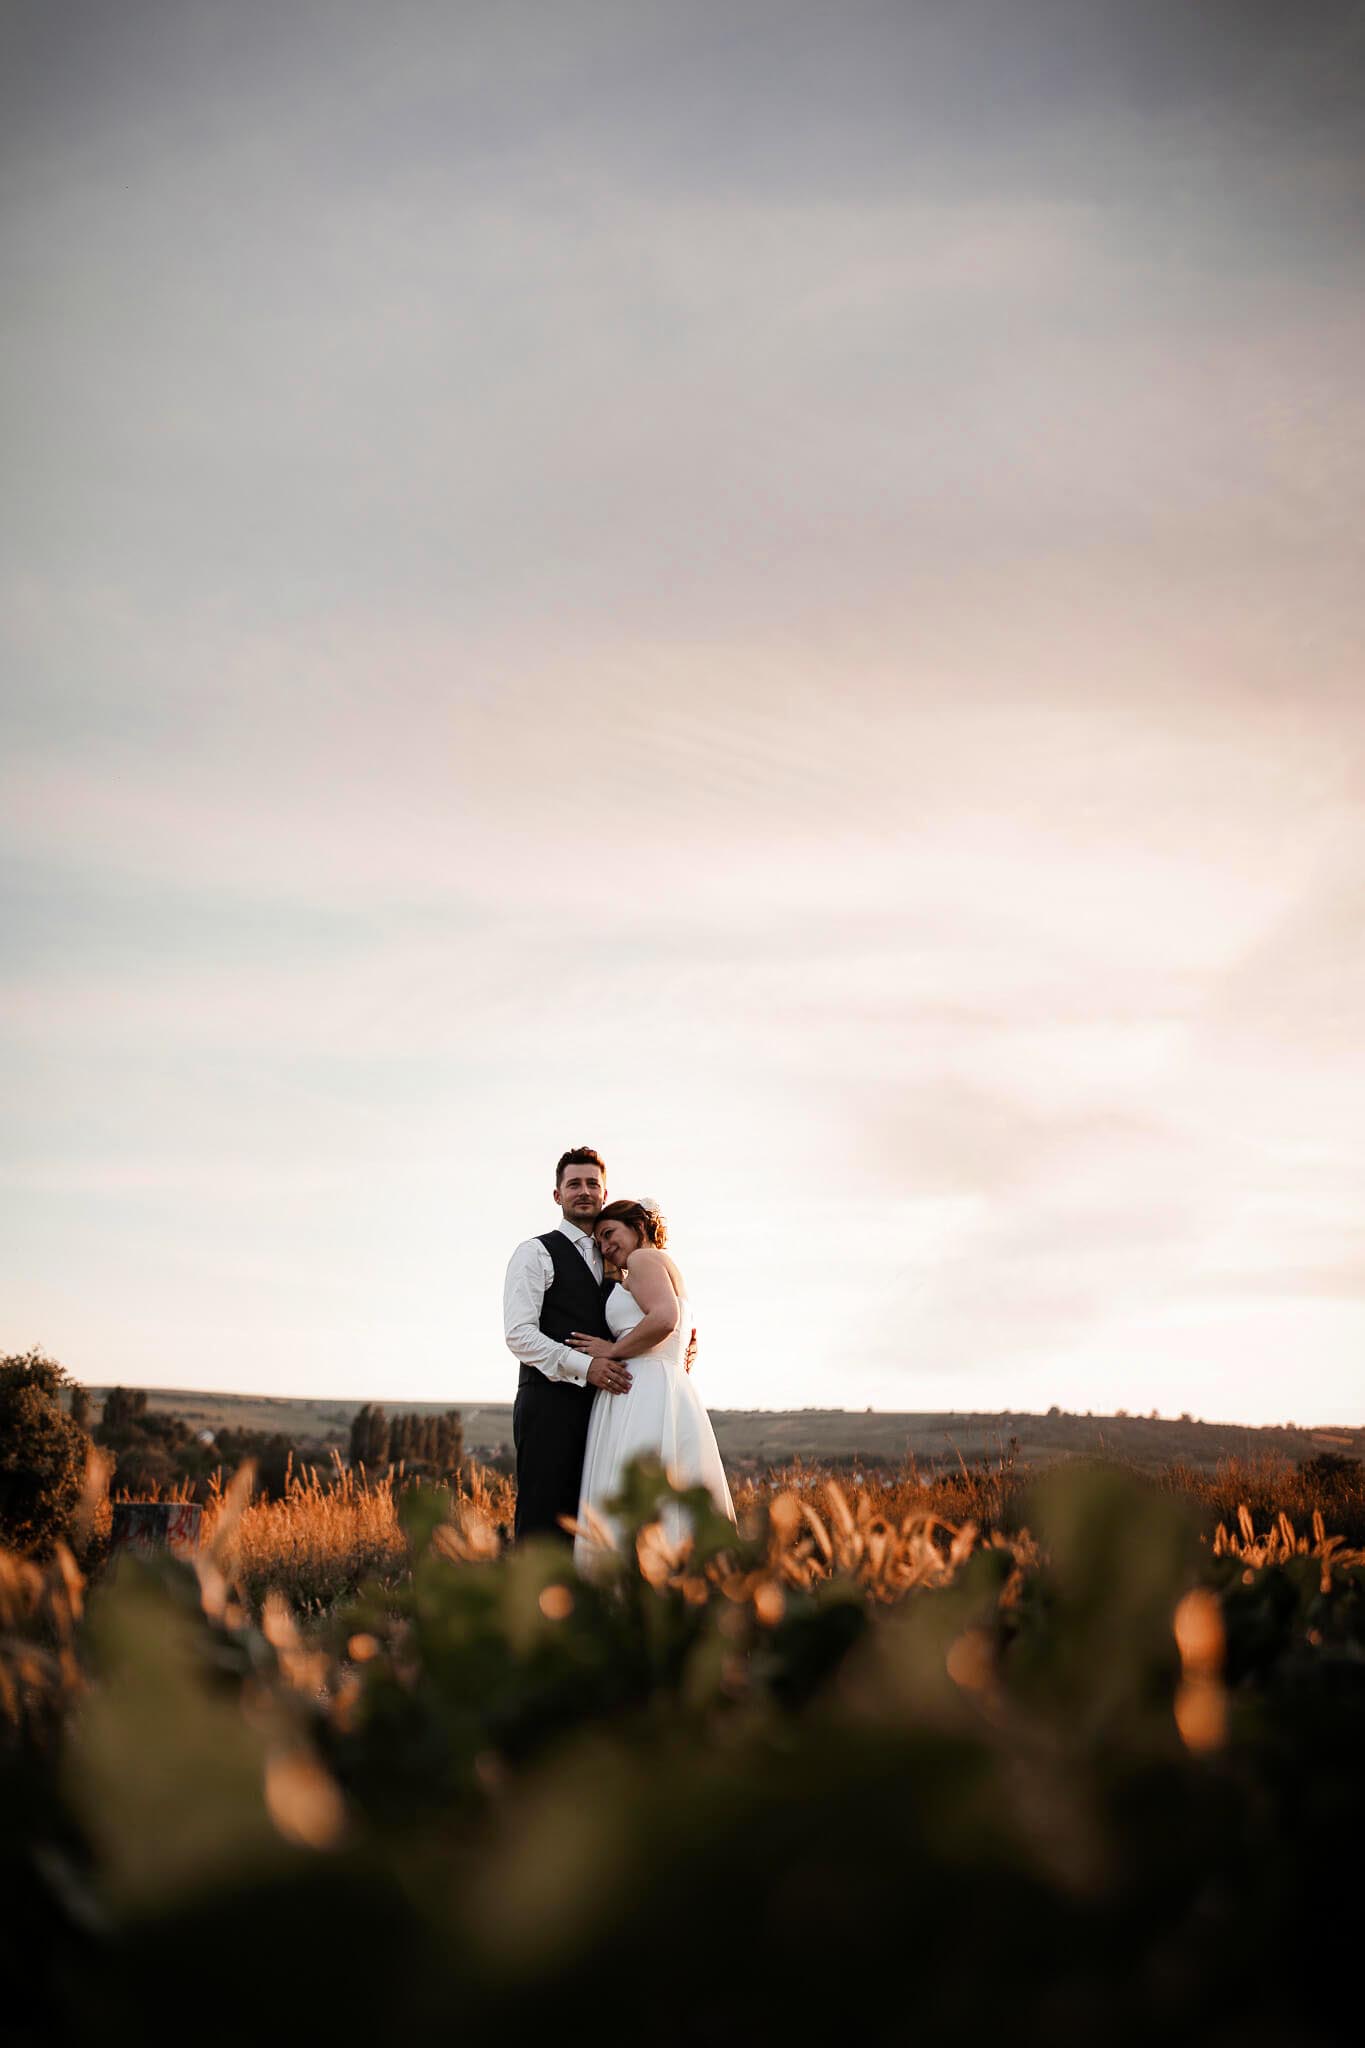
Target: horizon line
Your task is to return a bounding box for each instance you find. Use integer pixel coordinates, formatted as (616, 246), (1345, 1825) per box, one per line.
(74, 1383), (1361, 1433)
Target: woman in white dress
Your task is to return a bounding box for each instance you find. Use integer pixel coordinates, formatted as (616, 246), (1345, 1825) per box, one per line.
(566, 1197), (736, 1573)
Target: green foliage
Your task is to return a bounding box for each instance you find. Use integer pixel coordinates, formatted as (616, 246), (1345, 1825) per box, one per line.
(97, 1393), (336, 1502)
(5, 1461), (1365, 2046)
(99, 1386), (148, 1433)
(395, 1476), (455, 1556)
(0, 1350), (92, 1559)
(209, 1429), (297, 1499)
(95, 1387), (212, 1496)
(348, 1401), (389, 1467)
(66, 1557), (289, 1911)
(391, 1407), (463, 1473)
(1005, 1463), (1197, 1742)
(349, 1404), (464, 1476)
(1298, 1448), (1360, 1485)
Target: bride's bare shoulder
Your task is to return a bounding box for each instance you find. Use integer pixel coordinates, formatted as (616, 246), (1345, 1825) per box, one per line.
(629, 1246), (686, 1294)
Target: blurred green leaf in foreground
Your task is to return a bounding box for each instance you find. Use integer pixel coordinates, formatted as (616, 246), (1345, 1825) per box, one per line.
(3, 1459), (1362, 2048)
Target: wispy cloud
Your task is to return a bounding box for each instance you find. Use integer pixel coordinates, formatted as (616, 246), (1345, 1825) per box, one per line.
(2, 1), (1362, 1418)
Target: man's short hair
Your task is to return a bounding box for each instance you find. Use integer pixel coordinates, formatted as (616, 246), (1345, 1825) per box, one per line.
(555, 1146), (606, 1186)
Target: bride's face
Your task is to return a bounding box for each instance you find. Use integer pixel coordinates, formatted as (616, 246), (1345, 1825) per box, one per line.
(595, 1219), (637, 1268)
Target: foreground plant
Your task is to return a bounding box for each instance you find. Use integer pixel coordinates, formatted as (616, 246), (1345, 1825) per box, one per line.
(4, 1460), (1363, 2048)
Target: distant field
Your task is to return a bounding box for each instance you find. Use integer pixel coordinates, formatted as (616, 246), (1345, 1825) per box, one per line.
(78, 1384), (1362, 1475)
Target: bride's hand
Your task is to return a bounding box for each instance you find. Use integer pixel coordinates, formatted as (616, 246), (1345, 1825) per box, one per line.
(567, 1332), (616, 1359)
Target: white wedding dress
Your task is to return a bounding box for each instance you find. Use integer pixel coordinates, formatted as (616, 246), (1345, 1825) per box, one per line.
(573, 1282), (736, 1573)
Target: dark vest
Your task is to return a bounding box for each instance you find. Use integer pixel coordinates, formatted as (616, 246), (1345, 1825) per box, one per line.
(511, 1229), (614, 1543)
(535, 1229), (613, 1348)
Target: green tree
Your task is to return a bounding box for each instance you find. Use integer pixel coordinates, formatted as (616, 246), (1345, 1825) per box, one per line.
(434, 1410), (463, 1471)
(0, 1348), (93, 1558)
(101, 1386), (148, 1431)
(349, 1403), (391, 1468)
(94, 1386), (211, 1497)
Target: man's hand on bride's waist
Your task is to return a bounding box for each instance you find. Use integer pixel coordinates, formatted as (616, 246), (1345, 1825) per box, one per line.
(575, 1343), (632, 1396)
(569, 1332), (634, 1392)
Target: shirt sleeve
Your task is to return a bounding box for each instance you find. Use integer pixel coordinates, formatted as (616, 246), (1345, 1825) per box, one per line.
(503, 1238), (590, 1387)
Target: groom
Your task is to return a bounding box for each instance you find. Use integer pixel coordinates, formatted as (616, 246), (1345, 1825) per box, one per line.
(502, 1146), (632, 1543)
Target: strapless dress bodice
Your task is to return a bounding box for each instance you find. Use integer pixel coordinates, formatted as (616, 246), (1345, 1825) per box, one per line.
(606, 1281), (690, 1368)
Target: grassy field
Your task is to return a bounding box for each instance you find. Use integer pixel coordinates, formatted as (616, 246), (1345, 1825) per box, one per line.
(6, 1446), (1364, 2047)
(70, 1440), (1365, 1611)
(78, 1382), (1364, 1473)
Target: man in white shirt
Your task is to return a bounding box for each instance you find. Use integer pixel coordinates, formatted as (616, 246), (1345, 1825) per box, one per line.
(503, 1147), (631, 1542)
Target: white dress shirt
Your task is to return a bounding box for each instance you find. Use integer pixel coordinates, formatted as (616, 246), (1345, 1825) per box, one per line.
(503, 1218), (606, 1388)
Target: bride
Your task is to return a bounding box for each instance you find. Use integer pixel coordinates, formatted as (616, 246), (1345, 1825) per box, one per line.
(566, 1197), (735, 1571)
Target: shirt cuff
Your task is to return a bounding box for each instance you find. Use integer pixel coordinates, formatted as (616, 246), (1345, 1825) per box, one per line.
(558, 1347), (590, 1386)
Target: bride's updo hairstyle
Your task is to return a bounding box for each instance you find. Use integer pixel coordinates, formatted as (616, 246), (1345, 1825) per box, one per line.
(596, 1197), (668, 1249)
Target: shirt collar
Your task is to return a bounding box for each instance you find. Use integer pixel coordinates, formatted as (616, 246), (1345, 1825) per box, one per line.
(558, 1218), (594, 1247)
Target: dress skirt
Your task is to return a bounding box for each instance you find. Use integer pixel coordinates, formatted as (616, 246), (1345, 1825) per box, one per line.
(574, 1352), (735, 1571)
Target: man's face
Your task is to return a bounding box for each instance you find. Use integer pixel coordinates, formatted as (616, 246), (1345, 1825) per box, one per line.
(554, 1162), (606, 1228)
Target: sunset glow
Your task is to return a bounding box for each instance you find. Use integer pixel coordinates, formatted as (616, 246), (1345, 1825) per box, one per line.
(3, 2), (1362, 1423)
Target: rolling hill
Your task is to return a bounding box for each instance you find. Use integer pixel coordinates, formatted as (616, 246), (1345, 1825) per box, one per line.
(76, 1385), (1362, 1475)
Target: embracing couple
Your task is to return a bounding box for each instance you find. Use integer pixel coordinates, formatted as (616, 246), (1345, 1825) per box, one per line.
(502, 1145), (736, 1570)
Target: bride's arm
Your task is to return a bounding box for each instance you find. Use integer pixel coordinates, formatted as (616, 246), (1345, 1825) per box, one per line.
(608, 1250), (680, 1358)
(568, 1248), (680, 1362)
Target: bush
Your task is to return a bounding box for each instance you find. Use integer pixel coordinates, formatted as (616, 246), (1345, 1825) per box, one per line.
(1298, 1450), (1360, 1484)
(96, 1388), (210, 1494)
(6, 1460), (1364, 2046)
(0, 1350), (92, 1559)
(209, 1430), (298, 1500)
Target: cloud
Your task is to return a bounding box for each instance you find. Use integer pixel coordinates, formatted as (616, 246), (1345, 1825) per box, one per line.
(1191, 1263), (1365, 1304)
(1, 2), (1362, 1419)
(1200, 841), (1365, 1058)
(5, 4), (1364, 653)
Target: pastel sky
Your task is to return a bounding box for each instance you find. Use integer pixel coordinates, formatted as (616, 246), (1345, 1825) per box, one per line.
(3, 1), (1362, 1423)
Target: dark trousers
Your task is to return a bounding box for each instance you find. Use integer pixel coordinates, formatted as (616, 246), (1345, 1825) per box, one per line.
(512, 1370), (595, 1543)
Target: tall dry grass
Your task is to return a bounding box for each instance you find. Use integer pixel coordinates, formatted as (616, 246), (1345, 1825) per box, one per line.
(6, 1448), (1365, 1747)
(199, 1454), (407, 1609)
(0, 1540), (86, 1743)
(194, 1455), (1013, 1610)
(731, 1450), (1025, 1536)
(1152, 1450), (1365, 1544)
(76, 1444), (1365, 1615)
(737, 1447), (1365, 1548)
(189, 1452), (518, 1608)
